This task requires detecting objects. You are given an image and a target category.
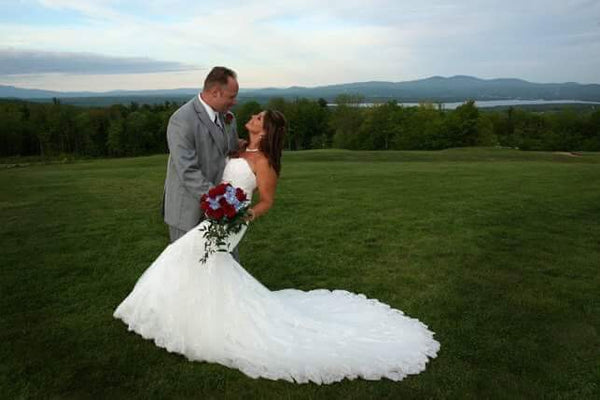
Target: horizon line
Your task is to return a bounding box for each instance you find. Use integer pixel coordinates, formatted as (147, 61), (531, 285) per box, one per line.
(1, 75), (599, 95)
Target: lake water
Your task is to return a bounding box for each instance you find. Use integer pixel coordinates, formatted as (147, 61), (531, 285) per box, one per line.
(330, 99), (600, 109)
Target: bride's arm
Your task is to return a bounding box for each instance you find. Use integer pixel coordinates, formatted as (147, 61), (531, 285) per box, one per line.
(249, 158), (278, 220)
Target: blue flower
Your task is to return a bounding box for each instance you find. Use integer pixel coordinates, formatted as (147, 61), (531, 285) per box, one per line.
(224, 191), (237, 205)
(209, 198), (220, 210)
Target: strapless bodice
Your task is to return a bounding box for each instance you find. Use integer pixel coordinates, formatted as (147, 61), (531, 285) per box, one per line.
(221, 158), (257, 197)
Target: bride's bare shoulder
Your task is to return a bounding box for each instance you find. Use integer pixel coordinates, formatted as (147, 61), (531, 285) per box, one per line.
(255, 155), (276, 173)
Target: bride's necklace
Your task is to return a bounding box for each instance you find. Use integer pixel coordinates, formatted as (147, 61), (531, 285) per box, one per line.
(245, 147), (260, 153)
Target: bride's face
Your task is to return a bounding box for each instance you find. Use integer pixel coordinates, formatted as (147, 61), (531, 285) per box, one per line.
(245, 111), (265, 134)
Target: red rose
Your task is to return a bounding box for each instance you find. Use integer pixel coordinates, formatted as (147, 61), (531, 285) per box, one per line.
(206, 207), (215, 218)
(235, 188), (247, 202)
(214, 183), (228, 196)
(225, 112), (234, 125)
(208, 187), (218, 198)
(200, 200), (209, 212)
(219, 197), (228, 207)
(223, 203), (236, 219)
(207, 207), (224, 220)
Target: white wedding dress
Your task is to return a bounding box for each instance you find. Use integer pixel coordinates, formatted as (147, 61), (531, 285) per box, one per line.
(114, 158), (440, 384)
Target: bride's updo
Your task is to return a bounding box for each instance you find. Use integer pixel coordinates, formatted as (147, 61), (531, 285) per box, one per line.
(259, 110), (286, 176)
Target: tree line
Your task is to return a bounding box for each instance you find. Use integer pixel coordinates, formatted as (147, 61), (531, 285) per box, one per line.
(1, 96), (599, 159)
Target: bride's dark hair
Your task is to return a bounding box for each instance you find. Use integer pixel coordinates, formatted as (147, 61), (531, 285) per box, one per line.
(259, 110), (286, 176)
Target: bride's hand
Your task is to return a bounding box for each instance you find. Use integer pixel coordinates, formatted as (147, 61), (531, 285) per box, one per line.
(245, 208), (256, 222)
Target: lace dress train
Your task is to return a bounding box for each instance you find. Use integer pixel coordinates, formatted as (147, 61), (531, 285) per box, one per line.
(114, 158), (439, 384)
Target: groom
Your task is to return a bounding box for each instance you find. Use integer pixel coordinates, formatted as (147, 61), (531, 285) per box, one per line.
(163, 66), (240, 242)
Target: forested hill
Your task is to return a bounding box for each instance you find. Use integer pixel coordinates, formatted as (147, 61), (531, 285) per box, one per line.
(2, 76), (599, 104)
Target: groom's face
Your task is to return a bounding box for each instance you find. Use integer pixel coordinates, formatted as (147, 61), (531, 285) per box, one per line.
(213, 77), (239, 112)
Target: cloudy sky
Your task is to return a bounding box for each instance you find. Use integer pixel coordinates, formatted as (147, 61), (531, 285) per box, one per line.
(1, 0), (599, 91)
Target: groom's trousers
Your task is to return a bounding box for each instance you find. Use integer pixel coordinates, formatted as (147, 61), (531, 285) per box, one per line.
(169, 226), (187, 243)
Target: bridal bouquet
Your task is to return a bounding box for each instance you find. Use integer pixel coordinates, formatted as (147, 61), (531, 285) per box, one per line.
(199, 182), (249, 263)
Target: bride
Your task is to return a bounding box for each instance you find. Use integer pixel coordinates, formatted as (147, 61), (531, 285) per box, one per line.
(114, 110), (440, 384)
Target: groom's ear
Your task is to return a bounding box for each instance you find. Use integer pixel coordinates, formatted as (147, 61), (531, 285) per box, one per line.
(209, 83), (224, 96)
(203, 85), (217, 99)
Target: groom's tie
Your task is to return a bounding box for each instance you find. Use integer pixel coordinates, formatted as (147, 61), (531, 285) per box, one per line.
(214, 115), (223, 131)
(213, 114), (226, 153)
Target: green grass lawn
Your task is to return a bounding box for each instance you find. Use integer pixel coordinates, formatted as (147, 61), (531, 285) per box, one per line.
(2, 148), (599, 399)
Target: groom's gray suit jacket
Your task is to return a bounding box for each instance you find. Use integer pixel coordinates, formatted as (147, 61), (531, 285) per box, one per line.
(163, 95), (238, 231)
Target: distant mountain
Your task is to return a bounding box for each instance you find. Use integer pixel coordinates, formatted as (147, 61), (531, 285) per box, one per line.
(1, 76), (599, 104)
(0, 85), (196, 99)
(0, 85), (72, 99)
(242, 76), (600, 102)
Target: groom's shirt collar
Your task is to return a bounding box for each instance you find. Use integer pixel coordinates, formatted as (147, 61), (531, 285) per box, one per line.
(198, 94), (218, 123)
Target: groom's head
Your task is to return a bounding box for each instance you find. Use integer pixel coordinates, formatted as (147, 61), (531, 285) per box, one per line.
(202, 66), (239, 113)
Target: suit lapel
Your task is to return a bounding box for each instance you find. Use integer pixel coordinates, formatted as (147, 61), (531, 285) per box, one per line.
(193, 96), (226, 155)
